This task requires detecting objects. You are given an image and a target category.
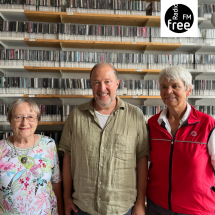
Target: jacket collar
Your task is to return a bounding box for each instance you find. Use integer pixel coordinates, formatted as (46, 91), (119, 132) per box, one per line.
(158, 102), (191, 126)
(187, 105), (200, 124)
(156, 104), (200, 126)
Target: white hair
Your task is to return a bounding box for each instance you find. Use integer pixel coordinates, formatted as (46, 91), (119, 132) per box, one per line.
(8, 98), (41, 123)
(159, 66), (193, 90)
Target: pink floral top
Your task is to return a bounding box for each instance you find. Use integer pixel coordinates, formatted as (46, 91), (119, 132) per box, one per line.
(0, 135), (61, 215)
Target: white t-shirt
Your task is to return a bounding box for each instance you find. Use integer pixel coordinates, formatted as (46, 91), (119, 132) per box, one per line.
(95, 110), (110, 129)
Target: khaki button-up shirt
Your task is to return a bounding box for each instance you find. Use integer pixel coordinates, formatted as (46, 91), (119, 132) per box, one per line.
(59, 97), (149, 215)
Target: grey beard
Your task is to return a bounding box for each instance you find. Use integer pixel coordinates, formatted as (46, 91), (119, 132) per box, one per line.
(95, 96), (114, 107)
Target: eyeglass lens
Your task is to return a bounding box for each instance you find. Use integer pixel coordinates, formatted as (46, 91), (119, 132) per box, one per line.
(13, 115), (37, 122)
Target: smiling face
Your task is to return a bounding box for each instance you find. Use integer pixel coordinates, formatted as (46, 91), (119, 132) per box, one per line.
(91, 65), (120, 109)
(10, 102), (38, 139)
(160, 78), (191, 109)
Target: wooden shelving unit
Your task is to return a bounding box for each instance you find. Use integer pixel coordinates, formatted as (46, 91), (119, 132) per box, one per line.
(2, 37), (215, 52)
(22, 95), (161, 99)
(24, 67), (161, 74)
(1, 66), (215, 76)
(0, 9), (213, 29)
(24, 11), (161, 27)
(0, 5), (215, 130)
(23, 39), (180, 51)
(2, 94), (215, 100)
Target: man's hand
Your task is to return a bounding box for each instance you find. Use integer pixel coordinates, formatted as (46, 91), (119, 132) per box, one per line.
(64, 197), (78, 215)
(132, 202), (146, 215)
(134, 156), (148, 215)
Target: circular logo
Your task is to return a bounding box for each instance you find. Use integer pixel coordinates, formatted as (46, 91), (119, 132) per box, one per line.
(165, 4), (194, 33)
(190, 131), (197, 136)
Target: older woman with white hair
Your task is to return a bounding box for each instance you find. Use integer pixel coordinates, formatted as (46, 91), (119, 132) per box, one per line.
(0, 98), (63, 215)
(147, 66), (215, 215)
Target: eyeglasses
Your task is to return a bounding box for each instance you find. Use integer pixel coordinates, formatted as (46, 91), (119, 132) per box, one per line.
(12, 115), (38, 122)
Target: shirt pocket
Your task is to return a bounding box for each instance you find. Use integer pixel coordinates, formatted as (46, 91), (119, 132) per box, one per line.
(114, 133), (136, 161)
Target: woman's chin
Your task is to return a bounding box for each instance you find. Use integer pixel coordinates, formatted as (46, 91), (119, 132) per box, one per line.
(16, 131), (33, 137)
(164, 101), (177, 106)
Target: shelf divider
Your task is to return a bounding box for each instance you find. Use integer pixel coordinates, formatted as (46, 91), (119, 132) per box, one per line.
(22, 95), (161, 99)
(24, 10), (160, 26)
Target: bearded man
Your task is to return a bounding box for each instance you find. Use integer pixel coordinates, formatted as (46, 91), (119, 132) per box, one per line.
(59, 63), (149, 215)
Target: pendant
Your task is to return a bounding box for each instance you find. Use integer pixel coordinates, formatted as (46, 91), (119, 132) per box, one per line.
(21, 157), (28, 164)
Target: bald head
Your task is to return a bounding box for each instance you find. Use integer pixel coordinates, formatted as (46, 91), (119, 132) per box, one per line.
(90, 63), (119, 80)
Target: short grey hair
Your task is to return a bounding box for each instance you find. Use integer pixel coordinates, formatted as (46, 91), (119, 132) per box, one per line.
(8, 98), (41, 123)
(90, 62), (119, 80)
(159, 66), (193, 90)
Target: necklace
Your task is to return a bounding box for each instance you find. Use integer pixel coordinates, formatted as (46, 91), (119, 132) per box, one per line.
(12, 135), (35, 164)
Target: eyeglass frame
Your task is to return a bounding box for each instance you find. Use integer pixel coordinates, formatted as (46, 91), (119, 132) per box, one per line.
(12, 115), (38, 122)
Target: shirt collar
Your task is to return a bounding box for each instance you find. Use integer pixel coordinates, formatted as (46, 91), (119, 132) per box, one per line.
(158, 103), (191, 126)
(115, 96), (125, 111)
(80, 98), (94, 112)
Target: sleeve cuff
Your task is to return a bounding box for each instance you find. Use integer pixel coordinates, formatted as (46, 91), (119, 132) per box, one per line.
(58, 147), (71, 155)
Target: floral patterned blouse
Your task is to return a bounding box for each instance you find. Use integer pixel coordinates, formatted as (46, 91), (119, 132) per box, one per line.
(0, 135), (61, 215)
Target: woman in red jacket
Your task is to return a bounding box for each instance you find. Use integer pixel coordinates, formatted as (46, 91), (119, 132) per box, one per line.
(147, 66), (215, 215)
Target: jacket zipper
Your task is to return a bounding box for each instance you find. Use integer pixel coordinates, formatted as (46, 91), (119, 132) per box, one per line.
(168, 122), (199, 211)
(168, 138), (174, 211)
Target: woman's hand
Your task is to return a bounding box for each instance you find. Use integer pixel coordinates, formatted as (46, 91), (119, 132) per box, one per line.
(64, 197), (78, 215)
(52, 182), (64, 215)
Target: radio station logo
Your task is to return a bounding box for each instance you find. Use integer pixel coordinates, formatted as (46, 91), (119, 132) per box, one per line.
(165, 4), (194, 33)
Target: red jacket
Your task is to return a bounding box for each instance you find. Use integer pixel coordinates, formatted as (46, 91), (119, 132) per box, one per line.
(147, 106), (215, 215)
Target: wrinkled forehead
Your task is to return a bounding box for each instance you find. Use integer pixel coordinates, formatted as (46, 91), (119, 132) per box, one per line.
(160, 77), (184, 85)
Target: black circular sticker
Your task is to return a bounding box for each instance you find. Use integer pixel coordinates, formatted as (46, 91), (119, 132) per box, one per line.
(165, 4), (194, 33)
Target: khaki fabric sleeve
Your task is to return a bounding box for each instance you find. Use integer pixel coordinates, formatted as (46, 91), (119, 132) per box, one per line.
(136, 109), (150, 161)
(58, 110), (74, 155)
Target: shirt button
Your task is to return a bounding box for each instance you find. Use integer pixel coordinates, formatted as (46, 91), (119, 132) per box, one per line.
(99, 182), (102, 184)
(100, 163), (103, 166)
(101, 147), (104, 150)
(99, 198), (101, 200)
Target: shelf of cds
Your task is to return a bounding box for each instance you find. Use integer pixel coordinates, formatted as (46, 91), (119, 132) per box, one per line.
(0, 66), (161, 74)
(0, 9), (213, 28)
(3, 37), (215, 52)
(2, 66), (213, 76)
(0, 95), (161, 99)
(199, 0), (215, 4)
(0, 38), (181, 51)
(0, 9), (160, 26)
(25, 67), (161, 74)
(2, 95), (215, 99)
(0, 1), (155, 14)
(0, 77), (215, 97)
(1, 37), (215, 52)
(0, 35), (215, 52)
(1, 50), (215, 75)
(0, 103), (166, 123)
(1, 104), (215, 124)
(1, 12), (215, 30)
(199, 1), (215, 18)
(1, 103), (215, 125)
(1, 0), (215, 131)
